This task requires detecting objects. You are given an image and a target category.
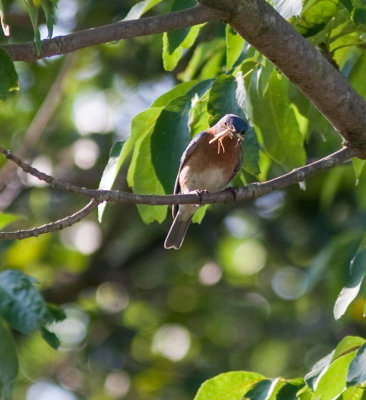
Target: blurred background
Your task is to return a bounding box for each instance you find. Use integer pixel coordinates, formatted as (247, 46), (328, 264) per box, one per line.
(1, 0), (366, 399)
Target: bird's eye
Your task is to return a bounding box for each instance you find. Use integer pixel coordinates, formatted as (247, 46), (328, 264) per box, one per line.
(224, 121), (228, 126)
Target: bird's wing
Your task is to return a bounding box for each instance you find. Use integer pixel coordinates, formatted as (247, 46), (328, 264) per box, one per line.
(172, 131), (206, 218)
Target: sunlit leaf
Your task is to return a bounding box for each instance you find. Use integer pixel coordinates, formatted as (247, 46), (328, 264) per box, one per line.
(349, 52), (366, 99)
(98, 141), (125, 222)
(242, 127), (260, 177)
(0, 318), (18, 400)
(352, 158), (366, 184)
(334, 247), (366, 320)
(314, 352), (357, 400)
(226, 25), (245, 71)
(193, 371), (264, 400)
(124, 0), (163, 20)
(332, 336), (365, 361)
(0, 48), (18, 100)
(162, 0), (201, 71)
(179, 39), (225, 81)
(272, 0), (303, 19)
(296, 0), (338, 37)
(257, 57), (273, 97)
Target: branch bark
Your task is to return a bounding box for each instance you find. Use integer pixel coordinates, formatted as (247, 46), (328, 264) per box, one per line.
(199, 0), (366, 151)
(0, 144), (355, 204)
(1, 5), (216, 62)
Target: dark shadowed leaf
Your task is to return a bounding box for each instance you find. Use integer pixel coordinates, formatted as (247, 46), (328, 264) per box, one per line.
(244, 378), (283, 400)
(40, 326), (61, 350)
(0, 318), (18, 400)
(0, 269), (49, 334)
(0, 48), (18, 100)
(347, 342), (366, 386)
(249, 70), (306, 170)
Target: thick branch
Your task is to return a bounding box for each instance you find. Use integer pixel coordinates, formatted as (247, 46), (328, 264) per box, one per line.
(0, 145), (355, 207)
(199, 0), (366, 150)
(1, 5), (217, 62)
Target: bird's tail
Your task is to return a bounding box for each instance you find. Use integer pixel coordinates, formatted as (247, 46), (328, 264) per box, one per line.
(164, 215), (192, 250)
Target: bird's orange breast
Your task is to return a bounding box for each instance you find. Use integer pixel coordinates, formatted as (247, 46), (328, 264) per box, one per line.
(179, 131), (242, 193)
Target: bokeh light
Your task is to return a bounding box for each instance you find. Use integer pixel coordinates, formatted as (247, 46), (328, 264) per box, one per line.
(72, 138), (100, 169)
(96, 282), (129, 313)
(271, 266), (308, 300)
(60, 220), (102, 255)
(152, 324), (191, 362)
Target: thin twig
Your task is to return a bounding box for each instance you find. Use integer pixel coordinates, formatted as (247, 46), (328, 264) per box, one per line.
(0, 199), (99, 240)
(1, 5), (217, 62)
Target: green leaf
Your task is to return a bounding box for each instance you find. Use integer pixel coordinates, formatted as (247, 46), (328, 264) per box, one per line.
(40, 0), (55, 38)
(276, 379), (305, 400)
(349, 52), (366, 99)
(0, 48), (19, 100)
(347, 341), (366, 386)
(352, 7), (366, 23)
(305, 350), (335, 390)
(124, 0), (163, 20)
(242, 127), (260, 177)
(257, 58), (273, 97)
(0, 212), (23, 229)
(244, 378), (282, 400)
(98, 141), (125, 222)
(193, 371), (264, 400)
(151, 81), (198, 107)
(352, 158), (366, 184)
(314, 351), (357, 400)
(179, 39), (225, 81)
(333, 336), (366, 361)
(340, 386), (366, 400)
(273, 0), (303, 19)
(207, 74), (247, 124)
(248, 70), (306, 170)
(334, 247), (366, 320)
(24, 0), (41, 55)
(0, 318), (18, 400)
(162, 0), (201, 71)
(162, 25), (201, 71)
(339, 0), (353, 12)
(226, 25), (245, 71)
(40, 326), (61, 349)
(0, 269), (50, 334)
(296, 0), (338, 37)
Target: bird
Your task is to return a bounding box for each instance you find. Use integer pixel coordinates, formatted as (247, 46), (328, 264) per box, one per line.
(164, 114), (248, 250)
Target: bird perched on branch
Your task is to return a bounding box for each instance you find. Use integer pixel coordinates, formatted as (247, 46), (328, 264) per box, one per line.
(164, 114), (248, 250)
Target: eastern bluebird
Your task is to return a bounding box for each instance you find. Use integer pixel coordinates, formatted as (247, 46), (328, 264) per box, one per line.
(164, 114), (248, 250)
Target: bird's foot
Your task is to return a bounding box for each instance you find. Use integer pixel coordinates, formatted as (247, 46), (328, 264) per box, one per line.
(196, 189), (208, 206)
(225, 187), (237, 201)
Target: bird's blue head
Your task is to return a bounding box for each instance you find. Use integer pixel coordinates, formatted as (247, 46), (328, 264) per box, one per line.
(216, 114), (248, 139)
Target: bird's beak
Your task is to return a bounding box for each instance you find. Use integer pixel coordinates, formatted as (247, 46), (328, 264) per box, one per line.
(208, 128), (231, 144)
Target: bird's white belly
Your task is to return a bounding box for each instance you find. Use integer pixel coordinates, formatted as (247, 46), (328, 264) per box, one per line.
(182, 168), (227, 193)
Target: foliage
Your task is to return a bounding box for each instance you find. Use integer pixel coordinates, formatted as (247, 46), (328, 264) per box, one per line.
(0, 0), (365, 399)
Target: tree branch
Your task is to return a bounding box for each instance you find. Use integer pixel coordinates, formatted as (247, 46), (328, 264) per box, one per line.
(1, 5), (217, 62)
(0, 199), (99, 240)
(0, 145), (355, 206)
(199, 0), (366, 151)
